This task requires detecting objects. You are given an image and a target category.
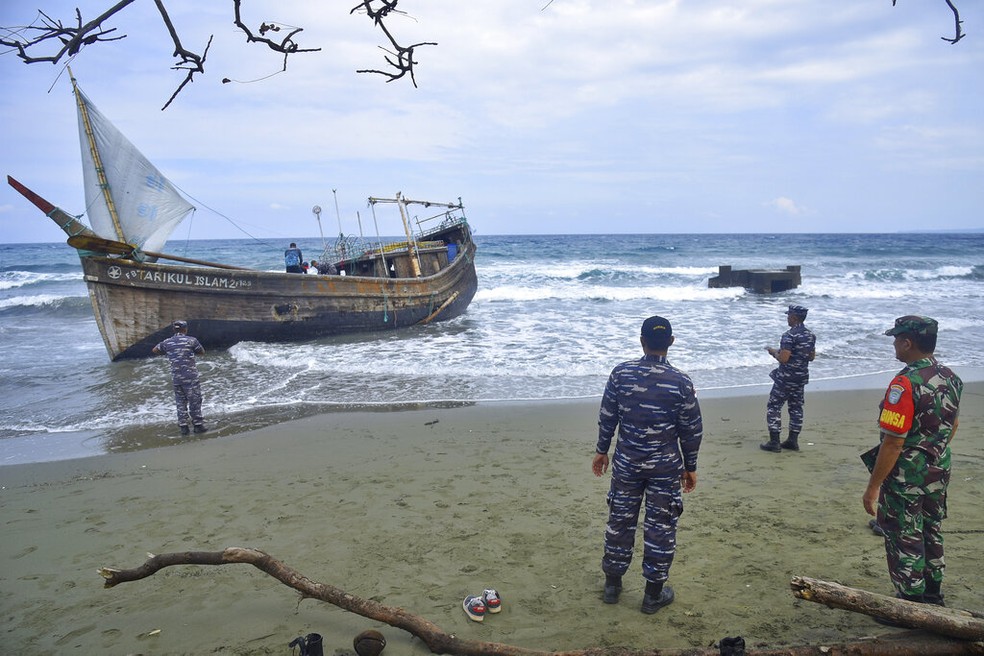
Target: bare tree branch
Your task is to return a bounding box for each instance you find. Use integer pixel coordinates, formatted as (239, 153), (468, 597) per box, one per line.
(940, 0), (966, 44)
(0, 0), (136, 64)
(0, 0), (972, 106)
(350, 0), (436, 87)
(153, 0), (211, 110)
(231, 0), (321, 66)
(893, 0), (965, 44)
(97, 548), (984, 656)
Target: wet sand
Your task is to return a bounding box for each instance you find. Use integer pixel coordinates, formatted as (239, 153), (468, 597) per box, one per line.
(1, 384), (982, 654)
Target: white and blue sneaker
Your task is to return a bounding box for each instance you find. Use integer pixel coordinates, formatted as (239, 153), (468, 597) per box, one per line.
(462, 595), (486, 622)
(482, 588), (502, 614)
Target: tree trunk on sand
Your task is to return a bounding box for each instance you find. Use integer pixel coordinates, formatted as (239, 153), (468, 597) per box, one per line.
(791, 576), (984, 641)
(98, 548), (984, 655)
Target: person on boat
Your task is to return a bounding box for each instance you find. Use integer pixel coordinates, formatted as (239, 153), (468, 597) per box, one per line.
(592, 315), (703, 614)
(761, 305), (816, 453)
(285, 243), (303, 273)
(317, 260), (338, 275)
(152, 320), (207, 436)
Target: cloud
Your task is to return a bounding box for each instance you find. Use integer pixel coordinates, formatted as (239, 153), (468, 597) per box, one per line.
(766, 197), (807, 216)
(1, 0), (981, 241)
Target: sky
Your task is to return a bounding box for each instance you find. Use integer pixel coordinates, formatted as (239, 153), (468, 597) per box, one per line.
(1, 0), (982, 243)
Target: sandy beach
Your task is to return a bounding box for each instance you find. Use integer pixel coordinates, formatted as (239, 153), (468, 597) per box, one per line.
(1, 383), (981, 654)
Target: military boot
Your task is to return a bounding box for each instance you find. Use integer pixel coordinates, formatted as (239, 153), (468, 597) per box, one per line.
(924, 579), (945, 606)
(760, 431), (781, 452)
(603, 574), (622, 604)
(780, 431), (800, 451)
(641, 580), (674, 614)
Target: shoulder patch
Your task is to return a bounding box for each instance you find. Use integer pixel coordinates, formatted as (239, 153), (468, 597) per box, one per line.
(879, 375), (914, 435)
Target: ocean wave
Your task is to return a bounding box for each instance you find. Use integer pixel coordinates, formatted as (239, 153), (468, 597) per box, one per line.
(845, 265), (978, 284)
(0, 294), (92, 316)
(907, 265), (976, 280)
(474, 284), (743, 303)
(0, 270), (82, 290)
(481, 261), (716, 280)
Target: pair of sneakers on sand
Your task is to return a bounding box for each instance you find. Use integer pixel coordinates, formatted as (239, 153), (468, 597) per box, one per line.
(462, 589), (502, 622)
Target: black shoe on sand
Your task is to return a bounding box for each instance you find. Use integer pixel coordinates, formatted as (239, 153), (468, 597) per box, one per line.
(641, 585), (674, 614)
(603, 576), (622, 604)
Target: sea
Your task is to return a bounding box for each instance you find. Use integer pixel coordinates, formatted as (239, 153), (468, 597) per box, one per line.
(1, 232), (982, 465)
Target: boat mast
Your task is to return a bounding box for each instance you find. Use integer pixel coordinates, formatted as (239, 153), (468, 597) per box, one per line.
(69, 68), (126, 243)
(395, 192), (422, 277)
(332, 189), (344, 238)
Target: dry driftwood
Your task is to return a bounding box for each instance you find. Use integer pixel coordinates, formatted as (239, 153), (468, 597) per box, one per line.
(791, 576), (984, 641)
(98, 548), (984, 655)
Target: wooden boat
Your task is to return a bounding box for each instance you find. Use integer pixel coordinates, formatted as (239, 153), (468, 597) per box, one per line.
(7, 76), (478, 361)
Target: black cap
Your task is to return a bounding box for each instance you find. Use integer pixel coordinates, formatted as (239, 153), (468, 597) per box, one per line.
(641, 315), (672, 349)
(172, 320), (188, 331)
(786, 305), (808, 318)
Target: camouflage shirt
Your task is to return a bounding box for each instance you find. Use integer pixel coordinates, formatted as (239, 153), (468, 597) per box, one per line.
(597, 354), (703, 480)
(878, 356), (962, 467)
(770, 323), (816, 385)
(154, 334), (204, 385)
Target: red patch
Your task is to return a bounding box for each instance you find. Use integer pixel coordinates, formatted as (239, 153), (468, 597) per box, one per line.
(879, 375), (914, 435)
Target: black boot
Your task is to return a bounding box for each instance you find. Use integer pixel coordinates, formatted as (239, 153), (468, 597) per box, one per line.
(641, 580), (674, 614)
(288, 633), (323, 656)
(603, 574), (622, 604)
(760, 431), (781, 452)
(305, 633), (323, 656)
(924, 579), (945, 606)
(780, 431), (800, 451)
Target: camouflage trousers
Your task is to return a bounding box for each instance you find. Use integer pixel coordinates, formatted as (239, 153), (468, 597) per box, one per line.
(602, 475), (683, 583)
(766, 381), (805, 433)
(876, 456), (949, 597)
(173, 380), (204, 427)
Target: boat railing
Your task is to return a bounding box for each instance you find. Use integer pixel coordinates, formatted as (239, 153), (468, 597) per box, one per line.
(418, 212), (468, 241)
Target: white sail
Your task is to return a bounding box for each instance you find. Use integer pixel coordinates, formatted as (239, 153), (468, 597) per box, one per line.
(76, 87), (194, 254)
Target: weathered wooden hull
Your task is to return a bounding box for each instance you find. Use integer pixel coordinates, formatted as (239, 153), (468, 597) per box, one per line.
(80, 239), (478, 360)
(7, 175), (479, 361)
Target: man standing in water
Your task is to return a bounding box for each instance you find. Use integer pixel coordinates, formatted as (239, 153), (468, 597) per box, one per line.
(761, 304), (816, 452)
(863, 316), (961, 616)
(592, 315), (703, 614)
(153, 320), (207, 436)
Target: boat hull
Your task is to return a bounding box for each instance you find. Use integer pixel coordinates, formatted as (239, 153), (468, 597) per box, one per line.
(81, 242), (478, 360)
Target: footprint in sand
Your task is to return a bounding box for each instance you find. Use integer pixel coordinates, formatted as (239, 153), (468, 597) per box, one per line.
(11, 545), (37, 559)
(54, 624), (96, 646)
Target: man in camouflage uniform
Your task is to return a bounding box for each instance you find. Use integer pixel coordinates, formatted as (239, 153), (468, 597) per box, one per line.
(152, 320), (207, 435)
(592, 315), (703, 614)
(863, 316), (961, 616)
(761, 304), (816, 453)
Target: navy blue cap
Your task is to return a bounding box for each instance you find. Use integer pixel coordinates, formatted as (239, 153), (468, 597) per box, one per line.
(641, 315), (672, 348)
(786, 305), (808, 318)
